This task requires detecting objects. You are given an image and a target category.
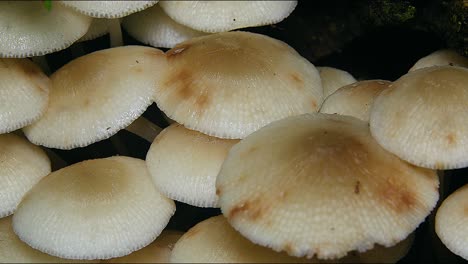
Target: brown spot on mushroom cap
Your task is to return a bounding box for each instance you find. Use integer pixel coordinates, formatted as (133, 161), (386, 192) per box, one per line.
(167, 44), (191, 58)
(228, 197), (269, 221)
(311, 99), (318, 109)
(354, 181), (361, 194)
(377, 176), (417, 214)
(446, 133), (456, 146)
(289, 72), (304, 86)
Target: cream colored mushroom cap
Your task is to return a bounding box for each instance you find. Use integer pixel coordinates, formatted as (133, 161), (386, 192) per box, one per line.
(0, 216), (91, 263)
(77, 18), (109, 42)
(216, 113), (439, 259)
(409, 49), (468, 72)
(317, 67), (357, 98)
(122, 4), (206, 49)
(0, 1), (91, 58)
(104, 230), (183, 263)
(0, 58), (49, 134)
(60, 1), (158, 18)
(155, 31), (322, 139)
(435, 184), (468, 260)
(159, 1), (297, 33)
(0, 133), (51, 217)
(23, 46), (167, 150)
(12, 156), (176, 260)
(146, 124), (238, 208)
(320, 80), (391, 122)
(369, 66), (468, 170)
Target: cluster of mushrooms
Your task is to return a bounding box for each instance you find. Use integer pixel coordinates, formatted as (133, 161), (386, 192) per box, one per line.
(1, 1), (467, 263)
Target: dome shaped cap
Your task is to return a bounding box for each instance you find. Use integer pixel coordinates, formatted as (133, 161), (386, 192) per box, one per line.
(370, 66), (468, 169)
(155, 31), (322, 139)
(320, 80), (391, 121)
(0, 133), (51, 217)
(159, 1), (297, 33)
(317, 67), (357, 98)
(59, 1), (158, 18)
(0, 58), (50, 134)
(12, 156), (176, 260)
(435, 184), (468, 260)
(146, 123), (238, 208)
(23, 46), (167, 149)
(216, 113), (439, 259)
(122, 5), (206, 49)
(409, 49), (468, 72)
(0, 1), (91, 58)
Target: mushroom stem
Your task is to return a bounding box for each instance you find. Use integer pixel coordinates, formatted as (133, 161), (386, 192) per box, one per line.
(125, 117), (163, 143)
(30, 56), (51, 75)
(107, 18), (123, 47)
(70, 43), (86, 58)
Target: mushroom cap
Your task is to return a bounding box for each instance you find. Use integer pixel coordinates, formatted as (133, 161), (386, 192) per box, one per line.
(409, 49), (468, 72)
(155, 31), (322, 139)
(0, 1), (91, 58)
(435, 184), (468, 260)
(159, 1), (298, 33)
(0, 133), (51, 217)
(317, 67), (357, 98)
(0, 216), (90, 263)
(77, 18), (109, 42)
(12, 156), (176, 260)
(104, 230), (183, 263)
(369, 66), (468, 169)
(216, 113), (439, 259)
(122, 4), (206, 49)
(320, 80), (391, 122)
(59, 0), (158, 18)
(146, 123), (239, 208)
(0, 58), (50, 134)
(23, 46), (167, 149)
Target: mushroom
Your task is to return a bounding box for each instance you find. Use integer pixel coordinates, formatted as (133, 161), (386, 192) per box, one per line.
(216, 113), (439, 259)
(317, 67), (357, 98)
(122, 4), (207, 49)
(155, 31), (323, 139)
(146, 123), (239, 208)
(409, 49), (468, 72)
(23, 46), (167, 149)
(320, 80), (391, 122)
(0, 133), (51, 218)
(435, 183), (468, 260)
(159, 1), (298, 33)
(12, 156), (176, 260)
(0, 58), (50, 134)
(369, 66), (468, 170)
(77, 18), (110, 43)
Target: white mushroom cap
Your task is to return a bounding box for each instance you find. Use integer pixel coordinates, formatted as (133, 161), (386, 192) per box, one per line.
(317, 67), (357, 98)
(122, 4), (206, 49)
(320, 80), (391, 122)
(409, 49), (468, 72)
(77, 18), (109, 42)
(370, 66), (468, 169)
(23, 46), (168, 149)
(12, 156), (176, 260)
(0, 58), (50, 134)
(0, 1), (91, 58)
(159, 1), (298, 33)
(59, 1), (158, 18)
(435, 184), (468, 260)
(0, 133), (51, 217)
(146, 123), (239, 207)
(216, 113), (439, 259)
(155, 31), (322, 139)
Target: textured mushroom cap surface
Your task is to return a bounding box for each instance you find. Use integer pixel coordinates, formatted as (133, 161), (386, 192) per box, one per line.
(104, 230), (183, 263)
(216, 113), (439, 259)
(122, 5), (206, 49)
(435, 184), (468, 260)
(12, 156), (176, 260)
(0, 133), (51, 217)
(159, 1), (297, 33)
(77, 18), (109, 42)
(320, 80), (391, 122)
(0, 58), (50, 134)
(23, 46), (167, 149)
(59, 1), (158, 18)
(0, 1), (91, 58)
(369, 66), (468, 170)
(155, 31), (322, 139)
(317, 67), (357, 98)
(409, 50), (468, 72)
(146, 124), (238, 208)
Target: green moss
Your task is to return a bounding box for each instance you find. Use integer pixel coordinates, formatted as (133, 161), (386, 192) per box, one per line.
(366, 0), (416, 26)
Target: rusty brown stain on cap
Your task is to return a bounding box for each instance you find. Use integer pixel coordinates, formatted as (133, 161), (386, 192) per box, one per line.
(446, 133), (456, 146)
(167, 44), (191, 58)
(289, 72), (304, 86)
(228, 197), (269, 221)
(377, 176), (417, 214)
(354, 180), (361, 194)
